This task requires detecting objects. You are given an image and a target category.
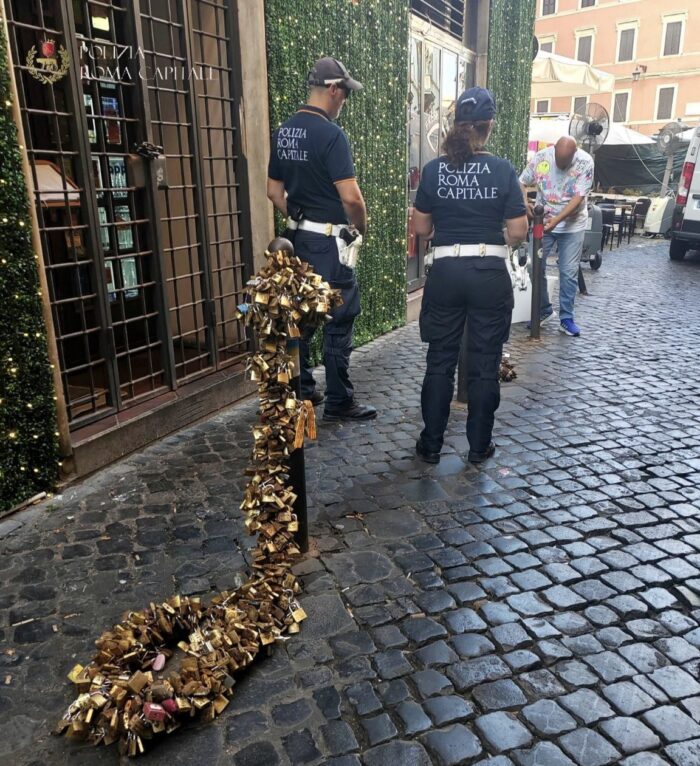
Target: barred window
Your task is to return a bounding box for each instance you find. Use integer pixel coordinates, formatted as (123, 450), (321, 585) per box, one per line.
(411, 0), (464, 41)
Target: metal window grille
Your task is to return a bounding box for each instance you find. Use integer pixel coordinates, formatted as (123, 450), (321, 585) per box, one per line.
(4, 0), (118, 423)
(657, 87), (674, 121)
(618, 28), (635, 62)
(76, 0), (168, 406)
(664, 21), (682, 56)
(581, 0), (595, 8)
(191, 0), (248, 366)
(536, 100), (549, 114)
(411, 0), (465, 41)
(140, 0), (213, 381)
(4, 0), (250, 427)
(540, 41), (553, 53)
(542, 0), (556, 16)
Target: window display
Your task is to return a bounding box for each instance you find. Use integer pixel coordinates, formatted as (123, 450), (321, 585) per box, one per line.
(120, 257), (139, 300)
(114, 204), (134, 251)
(84, 94), (97, 144)
(101, 95), (121, 145)
(108, 156), (127, 198)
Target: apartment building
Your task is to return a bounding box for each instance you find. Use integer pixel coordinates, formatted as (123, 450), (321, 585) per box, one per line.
(532, 0), (700, 136)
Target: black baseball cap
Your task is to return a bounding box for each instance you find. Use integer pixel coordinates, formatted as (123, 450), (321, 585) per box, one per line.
(455, 87), (497, 123)
(307, 57), (363, 92)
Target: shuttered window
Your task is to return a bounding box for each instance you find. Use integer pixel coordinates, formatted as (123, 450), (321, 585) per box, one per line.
(618, 28), (635, 62)
(657, 87), (675, 121)
(613, 93), (629, 122)
(577, 35), (592, 63)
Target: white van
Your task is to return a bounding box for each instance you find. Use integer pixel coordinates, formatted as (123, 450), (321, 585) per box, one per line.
(670, 123), (700, 260)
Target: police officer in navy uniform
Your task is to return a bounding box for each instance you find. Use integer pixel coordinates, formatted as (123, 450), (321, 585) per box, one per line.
(267, 57), (376, 422)
(413, 88), (528, 464)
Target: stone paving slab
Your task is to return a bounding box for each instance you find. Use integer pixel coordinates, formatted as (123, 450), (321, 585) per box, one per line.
(2, 241), (700, 764)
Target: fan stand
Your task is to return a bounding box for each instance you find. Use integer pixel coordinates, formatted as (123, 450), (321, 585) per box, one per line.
(660, 154), (674, 196)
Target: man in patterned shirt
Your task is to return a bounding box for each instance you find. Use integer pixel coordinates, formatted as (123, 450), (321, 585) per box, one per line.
(520, 136), (594, 337)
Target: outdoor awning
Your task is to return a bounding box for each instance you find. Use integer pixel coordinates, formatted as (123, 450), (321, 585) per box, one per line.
(531, 51), (615, 99)
(529, 115), (654, 147)
(680, 125), (699, 143)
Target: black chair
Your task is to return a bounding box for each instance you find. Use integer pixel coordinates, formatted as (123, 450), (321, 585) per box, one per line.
(599, 205), (616, 250)
(613, 207), (629, 248)
(630, 198), (651, 235)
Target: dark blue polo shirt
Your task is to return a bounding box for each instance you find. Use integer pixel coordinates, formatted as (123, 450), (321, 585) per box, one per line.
(268, 105), (355, 224)
(415, 153), (526, 246)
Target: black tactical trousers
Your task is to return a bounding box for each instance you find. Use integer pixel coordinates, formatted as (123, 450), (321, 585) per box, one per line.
(294, 229), (361, 409)
(419, 256), (513, 455)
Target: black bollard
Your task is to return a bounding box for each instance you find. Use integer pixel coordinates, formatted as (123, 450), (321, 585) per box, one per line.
(267, 237), (309, 553)
(456, 319), (469, 404)
(288, 339), (309, 554)
(529, 205), (545, 340)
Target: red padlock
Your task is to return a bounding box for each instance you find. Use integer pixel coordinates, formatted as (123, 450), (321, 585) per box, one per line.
(143, 702), (167, 722)
(161, 699), (178, 715)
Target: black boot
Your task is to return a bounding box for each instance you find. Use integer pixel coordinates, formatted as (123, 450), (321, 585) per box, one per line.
(416, 439), (440, 464)
(323, 401), (377, 421)
(468, 441), (496, 464)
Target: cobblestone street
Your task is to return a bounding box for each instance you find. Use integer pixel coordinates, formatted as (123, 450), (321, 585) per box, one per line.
(4, 238), (700, 765)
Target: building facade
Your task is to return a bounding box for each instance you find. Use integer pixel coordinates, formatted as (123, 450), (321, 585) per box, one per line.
(2, 0), (272, 483)
(533, 0), (700, 136)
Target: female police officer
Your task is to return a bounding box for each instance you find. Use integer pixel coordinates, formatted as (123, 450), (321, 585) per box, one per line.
(413, 87), (528, 465)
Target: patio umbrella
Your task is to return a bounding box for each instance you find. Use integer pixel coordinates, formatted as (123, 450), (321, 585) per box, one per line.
(531, 51), (615, 99)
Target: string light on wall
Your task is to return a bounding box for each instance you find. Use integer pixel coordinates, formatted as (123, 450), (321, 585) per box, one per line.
(487, 0), (537, 170)
(0, 15), (59, 512)
(265, 0), (410, 347)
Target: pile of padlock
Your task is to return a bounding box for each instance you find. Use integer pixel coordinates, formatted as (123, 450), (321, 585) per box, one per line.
(499, 355), (517, 383)
(53, 243), (340, 757)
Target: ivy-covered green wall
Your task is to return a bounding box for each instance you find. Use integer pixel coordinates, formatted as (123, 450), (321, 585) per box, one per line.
(265, 0), (409, 346)
(0, 21), (59, 513)
(487, 0), (536, 171)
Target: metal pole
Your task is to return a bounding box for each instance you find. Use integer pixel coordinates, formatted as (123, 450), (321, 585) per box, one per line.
(267, 238), (308, 554)
(288, 338), (309, 554)
(529, 205), (545, 340)
(456, 319), (468, 404)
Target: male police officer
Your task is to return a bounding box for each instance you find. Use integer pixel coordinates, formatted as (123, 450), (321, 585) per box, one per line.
(267, 57), (376, 421)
